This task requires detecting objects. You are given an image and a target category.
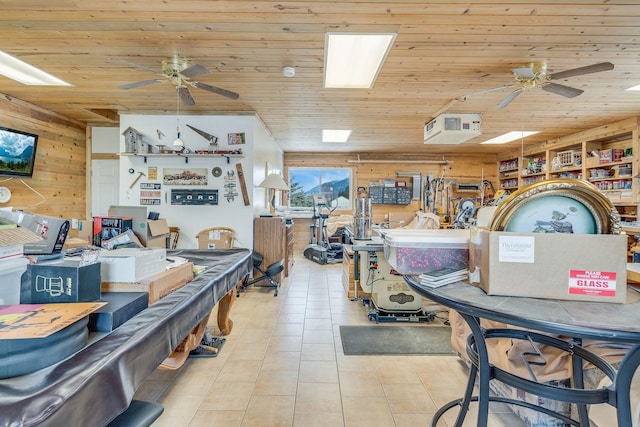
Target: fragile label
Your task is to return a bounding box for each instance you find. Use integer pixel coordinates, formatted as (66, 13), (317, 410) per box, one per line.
(568, 270), (617, 297)
(498, 235), (535, 263)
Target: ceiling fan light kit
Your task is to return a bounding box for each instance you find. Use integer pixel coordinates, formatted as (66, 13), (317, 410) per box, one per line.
(456, 61), (614, 110)
(118, 56), (240, 105)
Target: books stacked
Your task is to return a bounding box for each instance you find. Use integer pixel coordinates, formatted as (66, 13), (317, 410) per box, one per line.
(419, 267), (468, 288)
(0, 218), (42, 262)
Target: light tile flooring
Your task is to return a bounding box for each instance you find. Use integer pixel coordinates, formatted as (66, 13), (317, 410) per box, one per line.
(138, 254), (527, 427)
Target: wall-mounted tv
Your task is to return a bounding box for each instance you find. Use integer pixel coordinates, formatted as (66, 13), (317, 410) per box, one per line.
(0, 126), (39, 178)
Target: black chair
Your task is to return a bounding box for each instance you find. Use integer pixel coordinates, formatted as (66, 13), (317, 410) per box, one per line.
(237, 251), (283, 297)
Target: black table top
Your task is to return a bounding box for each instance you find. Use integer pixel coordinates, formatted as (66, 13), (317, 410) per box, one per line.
(404, 276), (640, 343)
(0, 248), (252, 427)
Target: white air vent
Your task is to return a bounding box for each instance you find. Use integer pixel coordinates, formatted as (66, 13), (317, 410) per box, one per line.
(424, 113), (482, 144)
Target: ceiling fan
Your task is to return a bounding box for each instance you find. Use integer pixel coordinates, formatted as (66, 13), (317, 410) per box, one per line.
(459, 61), (614, 110)
(117, 57), (239, 106)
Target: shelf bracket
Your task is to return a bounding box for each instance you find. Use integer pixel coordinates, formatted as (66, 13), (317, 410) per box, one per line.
(143, 156), (147, 163)
(224, 155), (230, 164)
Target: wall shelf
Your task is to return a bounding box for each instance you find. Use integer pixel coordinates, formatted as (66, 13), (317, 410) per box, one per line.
(120, 152), (244, 164)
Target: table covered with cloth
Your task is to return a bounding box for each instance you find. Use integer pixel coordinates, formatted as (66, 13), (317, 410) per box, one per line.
(0, 248), (252, 427)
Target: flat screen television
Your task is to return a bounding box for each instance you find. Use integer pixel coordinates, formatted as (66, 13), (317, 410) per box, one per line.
(0, 126), (39, 177)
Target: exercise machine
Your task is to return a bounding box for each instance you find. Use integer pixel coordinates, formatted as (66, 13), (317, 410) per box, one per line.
(303, 194), (343, 264)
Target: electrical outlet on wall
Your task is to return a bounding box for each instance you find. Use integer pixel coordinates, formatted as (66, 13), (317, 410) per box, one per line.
(71, 218), (79, 229)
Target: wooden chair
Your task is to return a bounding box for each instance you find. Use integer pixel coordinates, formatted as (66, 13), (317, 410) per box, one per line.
(168, 226), (180, 249)
(195, 227), (235, 249)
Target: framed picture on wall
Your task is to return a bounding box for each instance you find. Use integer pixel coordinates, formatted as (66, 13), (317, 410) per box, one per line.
(162, 168), (208, 186)
(227, 132), (245, 145)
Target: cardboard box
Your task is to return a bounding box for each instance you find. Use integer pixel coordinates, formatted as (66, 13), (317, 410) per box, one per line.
(105, 206), (169, 248)
(469, 228), (627, 303)
(93, 216), (133, 247)
(142, 219), (170, 248)
(585, 156), (600, 168)
(88, 292), (148, 332)
(101, 261), (194, 304)
(0, 257), (29, 304)
(21, 260), (102, 303)
(101, 229), (143, 250)
(63, 237), (90, 250)
(0, 211), (70, 255)
(197, 228), (234, 249)
(97, 247), (166, 283)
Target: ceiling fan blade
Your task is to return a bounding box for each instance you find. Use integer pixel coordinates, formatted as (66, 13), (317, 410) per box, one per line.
(496, 89), (523, 110)
(180, 64), (211, 79)
(457, 84), (514, 101)
(178, 86), (195, 106)
(192, 81), (240, 100)
(512, 67), (536, 79)
(549, 62), (614, 80)
(108, 57), (161, 74)
(541, 82), (584, 98)
(118, 79), (163, 90)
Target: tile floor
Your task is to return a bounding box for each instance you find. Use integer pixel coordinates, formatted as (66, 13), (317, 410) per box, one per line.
(138, 254), (527, 427)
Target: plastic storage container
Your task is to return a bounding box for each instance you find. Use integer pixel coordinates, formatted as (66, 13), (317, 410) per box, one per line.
(382, 229), (470, 275)
(0, 257), (29, 304)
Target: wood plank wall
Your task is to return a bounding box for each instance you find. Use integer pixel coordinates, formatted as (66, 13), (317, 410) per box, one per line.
(0, 94), (87, 225)
(284, 152), (497, 245)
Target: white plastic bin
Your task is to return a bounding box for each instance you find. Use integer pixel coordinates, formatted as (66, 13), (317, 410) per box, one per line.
(382, 229), (470, 275)
(0, 257), (29, 304)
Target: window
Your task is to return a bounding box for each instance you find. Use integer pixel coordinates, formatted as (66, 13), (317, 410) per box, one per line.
(288, 167), (352, 210)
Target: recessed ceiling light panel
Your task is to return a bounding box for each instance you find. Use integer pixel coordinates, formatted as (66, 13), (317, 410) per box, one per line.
(322, 129), (352, 143)
(323, 33), (396, 89)
(0, 50), (71, 86)
(480, 131), (540, 145)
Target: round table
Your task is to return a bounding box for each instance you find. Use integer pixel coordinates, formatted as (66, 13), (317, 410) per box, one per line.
(404, 276), (640, 427)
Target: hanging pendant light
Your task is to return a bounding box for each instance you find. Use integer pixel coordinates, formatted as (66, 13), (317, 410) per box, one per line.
(173, 88), (184, 147)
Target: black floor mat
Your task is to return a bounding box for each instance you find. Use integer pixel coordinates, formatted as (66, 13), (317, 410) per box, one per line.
(339, 325), (455, 355)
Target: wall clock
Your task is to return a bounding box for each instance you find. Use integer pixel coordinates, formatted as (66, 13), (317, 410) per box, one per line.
(0, 187), (11, 203)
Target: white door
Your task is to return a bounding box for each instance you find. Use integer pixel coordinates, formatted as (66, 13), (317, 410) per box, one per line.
(91, 159), (119, 217)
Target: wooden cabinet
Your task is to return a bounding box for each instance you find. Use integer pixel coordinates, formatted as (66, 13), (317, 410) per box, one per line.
(253, 216), (287, 282)
(285, 222), (294, 277)
(342, 244), (356, 298)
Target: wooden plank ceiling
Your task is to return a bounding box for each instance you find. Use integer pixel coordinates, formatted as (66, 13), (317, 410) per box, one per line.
(0, 1), (639, 156)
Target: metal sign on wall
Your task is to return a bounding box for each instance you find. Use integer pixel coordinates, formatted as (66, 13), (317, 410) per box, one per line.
(170, 189), (218, 205)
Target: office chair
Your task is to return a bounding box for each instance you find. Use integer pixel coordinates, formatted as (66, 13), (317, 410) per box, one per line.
(237, 251), (283, 297)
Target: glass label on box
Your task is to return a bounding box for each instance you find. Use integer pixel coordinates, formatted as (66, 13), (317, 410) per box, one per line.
(568, 270), (617, 297)
(498, 236), (535, 263)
